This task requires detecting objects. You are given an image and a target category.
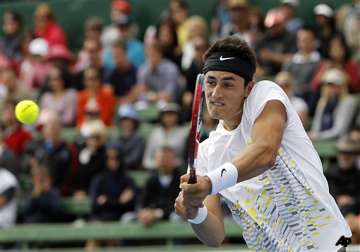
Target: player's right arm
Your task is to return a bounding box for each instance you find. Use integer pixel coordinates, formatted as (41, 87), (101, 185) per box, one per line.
(175, 183), (225, 247)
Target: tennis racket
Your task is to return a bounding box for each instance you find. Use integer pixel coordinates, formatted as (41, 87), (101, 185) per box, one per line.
(187, 74), (205, 184)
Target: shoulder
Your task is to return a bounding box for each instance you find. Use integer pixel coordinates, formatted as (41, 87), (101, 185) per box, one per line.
(249, 80), (286, 99)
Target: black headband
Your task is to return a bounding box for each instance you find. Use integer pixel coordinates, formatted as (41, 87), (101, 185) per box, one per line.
(202, 52), (255, 82)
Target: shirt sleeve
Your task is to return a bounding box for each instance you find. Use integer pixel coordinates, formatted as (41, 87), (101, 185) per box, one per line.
(246, 81), (289, 127)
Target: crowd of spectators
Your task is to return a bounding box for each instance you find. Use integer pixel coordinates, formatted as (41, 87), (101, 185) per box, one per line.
(0, 0), (360, 248)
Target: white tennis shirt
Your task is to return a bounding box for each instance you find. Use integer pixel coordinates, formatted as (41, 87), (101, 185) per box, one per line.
(197, 81), (351, 251)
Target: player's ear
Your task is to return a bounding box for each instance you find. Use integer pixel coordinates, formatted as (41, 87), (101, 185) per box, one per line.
(244, 80), (255, 98)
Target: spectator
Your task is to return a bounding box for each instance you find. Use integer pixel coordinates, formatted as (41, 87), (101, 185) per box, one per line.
(313, 3), (337, 59)
(1, 99), (32, 156)
(143, 103), (187, 170)
(138, 146), (181, 226)
(76, 66), (116, 127)
(255, 8), (296, 76)
(341, 0), (360, 52)
(0, 126), (19, 176)
(113, 105), (145, 170)
(274, 71), (309, 129)
(33, 3), (68, 48)
(325, 136), (360, 216)
(87, 145), (137, 249)
(0, 168), (18, 228)
(104, 39), (137, 103)
(23, 158), (62, 223)
(279, 0), (303, 34)
(0, 66), (29, 114)
(209, 0), (231, 42)
(20, 38), (50, 91)
(309, 68), (358, 140)
(24, 111), (77, 196)
(168, 0), (190, 49)
(101, 0), (131, 49)
(46, 44), (75, 71)
(74, 38), (104, 90)
(283, 26), (321, 103)
(40, 66), (77, 126)
(74, 120), (107, 198)
(89, 145), (136, 221)
(134, 41), (182, 105)
(84, 16), (103, 42)
(220, 0), (253, 46)
(102, 15), (145, 69)
(311, 35), (360, 94)
(0, 10), (23, 63)
(156, 21), (181, 68)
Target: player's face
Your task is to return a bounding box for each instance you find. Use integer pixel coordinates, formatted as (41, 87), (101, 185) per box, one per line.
(204, 71), (251, 130)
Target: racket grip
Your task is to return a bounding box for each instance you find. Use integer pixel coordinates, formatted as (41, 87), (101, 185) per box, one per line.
(188, 168), (197, 184)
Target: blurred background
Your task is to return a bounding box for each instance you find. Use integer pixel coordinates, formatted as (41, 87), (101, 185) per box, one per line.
(0, 0), (360, 251)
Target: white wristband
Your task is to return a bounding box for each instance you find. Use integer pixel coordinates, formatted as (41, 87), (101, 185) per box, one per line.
(187, 206), (208, 224)
(205, 162), (238, 195)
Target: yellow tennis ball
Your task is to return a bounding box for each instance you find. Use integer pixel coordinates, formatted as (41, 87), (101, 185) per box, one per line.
(15, 100), (40, 125)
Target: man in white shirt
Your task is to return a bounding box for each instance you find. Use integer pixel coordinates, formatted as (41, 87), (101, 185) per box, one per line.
(175, 36), (351, 251)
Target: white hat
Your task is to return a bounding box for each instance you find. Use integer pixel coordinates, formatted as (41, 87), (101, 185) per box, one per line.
(281, 0), (298, 7)
(314, 4), (334, 18)
(80, 120), (107, 138)
(322, 68), (347, 86)
(29, 38), (48, 56)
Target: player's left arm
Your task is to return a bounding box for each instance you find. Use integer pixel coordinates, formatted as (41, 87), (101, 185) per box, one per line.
(232, 100), (287, 182)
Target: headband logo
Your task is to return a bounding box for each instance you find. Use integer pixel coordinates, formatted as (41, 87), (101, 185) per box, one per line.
(219, 56), (235, 61)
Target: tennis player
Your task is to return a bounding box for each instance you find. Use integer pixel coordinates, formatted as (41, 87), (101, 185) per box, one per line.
(175, 36), (352, 251)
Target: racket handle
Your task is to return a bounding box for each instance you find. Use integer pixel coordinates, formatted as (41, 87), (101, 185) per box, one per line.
(188, 168), (197, 184)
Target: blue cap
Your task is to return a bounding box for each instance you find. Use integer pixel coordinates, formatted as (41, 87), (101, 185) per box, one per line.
(118, 104), (140, 121)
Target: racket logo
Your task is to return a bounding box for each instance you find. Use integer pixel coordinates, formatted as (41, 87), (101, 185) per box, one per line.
(219, 56), (235, 61)
(221, 168), (227, 177)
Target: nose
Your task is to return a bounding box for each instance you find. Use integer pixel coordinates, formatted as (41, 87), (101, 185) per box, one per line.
(211, 84), (223, 99)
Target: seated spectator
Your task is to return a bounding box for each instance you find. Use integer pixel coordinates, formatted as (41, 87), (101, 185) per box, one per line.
(20, 38), (50, 91)
(143, 103), (187, 170)
(76, 66), (116, 127)
(0, 126), (19, 176)
(1, 99), (32, 156)
(309, 68), (358, 140)
(311, 35), (360, 94)
(283, 26), (321, 103)
(24, 110), (78, 196)
(87, 145), (137, 249)
(89, 145), (136, 221)
(23, 157), (62, 223)
(102, 15), (144, 69)
(74, 120), (107, 199)
(0, 168), (18, 228)
(313, 3), (337, 59)
(113, 105), (145, 170)
(138, 146), (181, 226)
(0, 66), (29, 114)
(274, 71), (309, 129)
(84, 16), (103, 42)
(0, 10), (23, 63)
(104, 39), (137, 103)
(33, 3), (68, 48)
(74, 37), (104, 90)
(325, 136), (360, 216)
(279, 0), (303, 34)
(255, 8), (296, 76)
(46, 44), (75, 72)
(134, 41), (182, 105)
(40, 66), (77, 126)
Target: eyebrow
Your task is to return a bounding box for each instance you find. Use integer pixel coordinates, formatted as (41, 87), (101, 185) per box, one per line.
(207, 75), (237, 81)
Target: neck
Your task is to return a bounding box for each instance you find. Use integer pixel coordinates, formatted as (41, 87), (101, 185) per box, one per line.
(223, 110), (242, 130)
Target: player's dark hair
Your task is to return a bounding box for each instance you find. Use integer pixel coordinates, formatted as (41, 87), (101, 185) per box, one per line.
(203, 36), (257, 84)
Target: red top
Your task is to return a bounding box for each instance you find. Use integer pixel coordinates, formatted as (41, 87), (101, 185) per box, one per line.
(35, 21), (68, 48)
(4, 126), (32, 155)
(76, 86), (116, 127)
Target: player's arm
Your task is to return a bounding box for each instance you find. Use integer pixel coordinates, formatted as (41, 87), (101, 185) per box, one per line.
(232, 100), (287, 182)
(175, 191), (225, 247)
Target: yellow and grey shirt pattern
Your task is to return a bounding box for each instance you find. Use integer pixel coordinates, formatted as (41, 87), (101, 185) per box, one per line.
(222, 147), (334, 251)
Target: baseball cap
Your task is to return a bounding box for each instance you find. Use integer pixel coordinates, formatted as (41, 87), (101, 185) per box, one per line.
(117, 104), (140, 122)
(47, 45), (74, 62)
(314, 4), (334, 18)
(80, 119), (107, 139)
(322, 68), (347, 86)
(115, 15), (131, 26)
(158, 102), (180, 114)
(29, 38), (48, 56)
(281, 0), (299, 7)
(112, 0), (131, 14)
(228, 0), (249, 9)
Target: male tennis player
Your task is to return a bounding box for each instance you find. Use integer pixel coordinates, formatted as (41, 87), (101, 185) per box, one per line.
(175, 36), (351, 251)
